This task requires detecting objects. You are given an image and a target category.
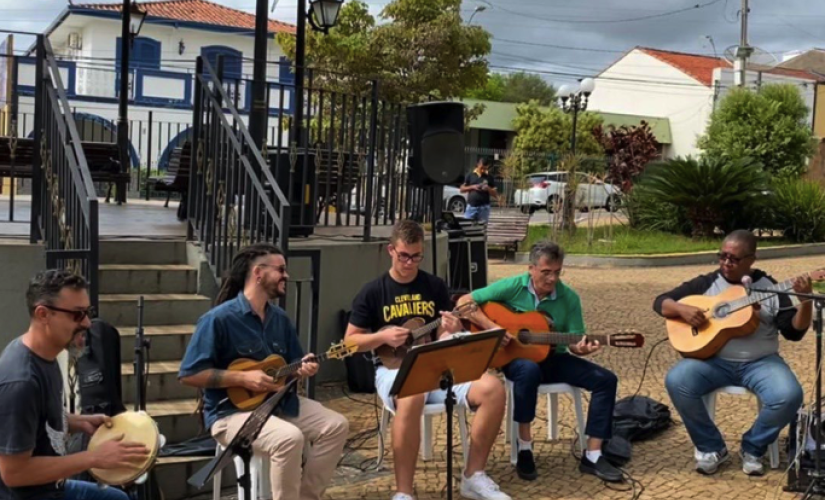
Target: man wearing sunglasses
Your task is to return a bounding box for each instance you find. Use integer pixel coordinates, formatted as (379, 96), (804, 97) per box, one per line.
(654, 230), (813, 476)
(346, 220), (511, 500)
(0, 270), (149, 500)
(458, 240), (622, 483)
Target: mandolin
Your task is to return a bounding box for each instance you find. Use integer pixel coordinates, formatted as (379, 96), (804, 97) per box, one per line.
(227, 339), (358, 410)
(667, 269), (825, 359)
(374, 302), (478, 370)
(469, 302), (644, 368)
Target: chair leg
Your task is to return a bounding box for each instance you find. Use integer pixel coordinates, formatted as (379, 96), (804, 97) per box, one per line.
(376, 406), (390, 470)
(505, 381), (512, 444)
(234, 456), (246, 500)
(250, 457), (259, 500)
(212, 445), (223, 500)
(164, 190), (171, 208)
(421, 414), (434, 461)
(508, 383), (518, 466)
(458, 407), (469, 470)
(259, 455), (272, 499)
(547, 393), (559, 441)
(572, 389), (587, 454)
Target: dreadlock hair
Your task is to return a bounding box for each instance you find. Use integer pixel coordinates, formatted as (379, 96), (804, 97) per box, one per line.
(214, 243), (284, 306)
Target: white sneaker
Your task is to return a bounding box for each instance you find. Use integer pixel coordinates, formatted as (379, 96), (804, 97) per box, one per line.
(740, 449), (765, 476)
(391, 494), (415, 500)
(460, 471), (512, 500)
(694, 448), (730, 475)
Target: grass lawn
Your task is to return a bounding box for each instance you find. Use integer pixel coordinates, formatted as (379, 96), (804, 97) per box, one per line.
(519, 225), (794, 255)
(816, 282), (825, 293)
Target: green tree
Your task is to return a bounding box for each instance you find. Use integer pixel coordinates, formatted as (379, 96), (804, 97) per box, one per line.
(509, 101), (603, 173)
(467, 72), (556, 105)
(698, 84), (816, 178)
(277, 0), (491, 103)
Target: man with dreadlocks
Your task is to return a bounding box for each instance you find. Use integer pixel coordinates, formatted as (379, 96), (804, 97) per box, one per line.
(179, 243), (349, 500)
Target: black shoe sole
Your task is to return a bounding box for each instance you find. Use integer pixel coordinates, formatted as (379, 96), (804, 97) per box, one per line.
(579, 463), (622, 483)
(516, 467), (538, 481)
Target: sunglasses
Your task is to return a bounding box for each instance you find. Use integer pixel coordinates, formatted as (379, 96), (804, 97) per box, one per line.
(43, 305), (96, 323)
(717, 252), (753, 265)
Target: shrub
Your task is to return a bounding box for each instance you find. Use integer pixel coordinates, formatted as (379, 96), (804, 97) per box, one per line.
(770, 178), (825, 243)
(638, 156), (769, 238)
(624, 184), (691, 236)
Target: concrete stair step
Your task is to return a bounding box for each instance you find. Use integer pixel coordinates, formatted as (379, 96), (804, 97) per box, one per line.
(118, 324), (195, 362)
(154, 456), (237, 500)
(99, 264), (198, 295)
(122, 360), (197, 404)
(99, 294), (211, 326)
(99, 239), (188, 266)
(146, 398), (202, 445)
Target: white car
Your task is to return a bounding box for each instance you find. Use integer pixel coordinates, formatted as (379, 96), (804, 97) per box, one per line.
(513, 171), (621, 214)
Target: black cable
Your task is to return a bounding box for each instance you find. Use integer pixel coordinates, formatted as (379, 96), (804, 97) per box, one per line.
(630, 337), (670, 400)
(570, 427), (645, 500)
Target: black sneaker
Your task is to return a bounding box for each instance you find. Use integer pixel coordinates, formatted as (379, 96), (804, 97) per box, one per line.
(516, 449), (538, 481)
(579, 455), (623, 483)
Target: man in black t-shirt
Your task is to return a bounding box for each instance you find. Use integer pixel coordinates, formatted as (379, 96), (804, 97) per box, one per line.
(346, 220), (511, 500)
(0, 270), (149, 500)
(461, 158), (498, 223)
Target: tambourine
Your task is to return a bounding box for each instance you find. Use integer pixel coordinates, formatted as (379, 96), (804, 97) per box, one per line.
(87, 411), (165, 487)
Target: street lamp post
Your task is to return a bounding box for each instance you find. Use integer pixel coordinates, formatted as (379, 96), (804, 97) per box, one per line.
(558, 77), (595, 155)
(248, 0), (343, 151)
(467, 5), (486, 24)
(117, 0), (146, 203)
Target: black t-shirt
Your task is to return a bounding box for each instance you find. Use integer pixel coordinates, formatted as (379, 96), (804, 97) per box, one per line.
(349, 271), (453, 366)
(0, 338), (67, 500)
(463, 172), (495, 207)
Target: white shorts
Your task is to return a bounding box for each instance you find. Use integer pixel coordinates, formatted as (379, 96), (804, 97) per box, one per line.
(375, 365), (473, 413)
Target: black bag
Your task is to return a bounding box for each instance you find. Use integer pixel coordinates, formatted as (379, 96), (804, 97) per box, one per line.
(340, 310), (376, 394)
(602, 436), (632, 467)
(612, 396), (673, 442)
(76, 319), (127, 416)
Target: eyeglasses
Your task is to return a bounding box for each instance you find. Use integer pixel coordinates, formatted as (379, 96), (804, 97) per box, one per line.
(43, 305), (95, 322)
(258, 264), (287, 273)
(392, 248), (424, 263)
(540, 269), (564, 278)
(717, 252), (753, 265)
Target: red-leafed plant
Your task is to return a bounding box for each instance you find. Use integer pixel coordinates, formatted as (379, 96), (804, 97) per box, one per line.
(594, 121), (660, 193)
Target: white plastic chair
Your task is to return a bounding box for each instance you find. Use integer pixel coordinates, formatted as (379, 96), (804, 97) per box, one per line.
(376, 402), (469, 469)
(212, 444), (271, 500)
(702, 385), (781, 469)
(505, 380), (586, 465)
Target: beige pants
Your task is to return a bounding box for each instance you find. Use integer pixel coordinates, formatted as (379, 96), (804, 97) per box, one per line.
(211, 397), (349, 500)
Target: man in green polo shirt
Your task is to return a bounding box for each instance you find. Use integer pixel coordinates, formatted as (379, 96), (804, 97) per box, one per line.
(458, 240), (621, 483)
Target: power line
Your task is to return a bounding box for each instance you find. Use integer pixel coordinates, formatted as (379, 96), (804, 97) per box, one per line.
(479, 0), (724, 24)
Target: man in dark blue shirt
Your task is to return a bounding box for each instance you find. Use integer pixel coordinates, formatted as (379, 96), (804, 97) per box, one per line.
(179, 243), (348, 500)
(461, 158), (499, 223)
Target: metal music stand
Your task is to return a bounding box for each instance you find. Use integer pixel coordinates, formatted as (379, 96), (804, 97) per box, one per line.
(187, 378), (299, 499)
(747, 286), (824, 498)
(390, 329), (505, 500)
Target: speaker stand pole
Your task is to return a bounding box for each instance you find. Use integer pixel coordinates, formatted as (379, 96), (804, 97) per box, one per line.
(430, 185), (443, 277)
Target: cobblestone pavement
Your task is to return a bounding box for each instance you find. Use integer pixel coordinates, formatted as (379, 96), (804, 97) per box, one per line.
(313, 255), (824, 500)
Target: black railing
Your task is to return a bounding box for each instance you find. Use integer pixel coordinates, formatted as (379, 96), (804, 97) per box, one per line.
(33, 36), (99, 308)
(187, 56), (290, 279)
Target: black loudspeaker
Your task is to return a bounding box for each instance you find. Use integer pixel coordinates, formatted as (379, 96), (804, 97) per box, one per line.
(407, 102), (465, 187)
(268, 151), (317, 237)
(447, 234), (488, 294)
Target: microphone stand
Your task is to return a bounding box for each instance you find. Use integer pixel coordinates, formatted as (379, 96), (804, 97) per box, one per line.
(748, 286), (824, 498)
(133, 296), (153, 500)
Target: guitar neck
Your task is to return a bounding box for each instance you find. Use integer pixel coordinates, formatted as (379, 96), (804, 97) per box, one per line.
(410, 318), (442, 342)
(517, 332), (608, 346)
(729, 271), (810, 311)
(274, 352), (330, 379)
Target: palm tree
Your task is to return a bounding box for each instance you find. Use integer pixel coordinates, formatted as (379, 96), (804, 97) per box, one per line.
(639, 156), (768, 238)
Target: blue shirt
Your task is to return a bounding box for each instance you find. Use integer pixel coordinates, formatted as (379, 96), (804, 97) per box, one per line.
(178, 293), (304, 430)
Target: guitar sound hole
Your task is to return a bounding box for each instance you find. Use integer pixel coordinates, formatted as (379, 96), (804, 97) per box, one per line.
(714, 303), (731, 319)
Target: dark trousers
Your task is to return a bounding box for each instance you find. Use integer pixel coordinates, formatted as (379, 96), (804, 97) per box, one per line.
(503, 353), (618, 440)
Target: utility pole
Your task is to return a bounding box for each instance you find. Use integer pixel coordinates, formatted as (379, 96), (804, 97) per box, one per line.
(737, 0), (752, 87)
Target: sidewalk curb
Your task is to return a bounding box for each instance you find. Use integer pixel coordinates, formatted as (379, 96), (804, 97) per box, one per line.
(508, 242), (825, 267)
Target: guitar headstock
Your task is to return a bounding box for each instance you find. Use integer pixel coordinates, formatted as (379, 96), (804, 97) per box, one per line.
(607, 330), (645, 348)
(455, 301), (479, 318)
(327, 339), (359, 360)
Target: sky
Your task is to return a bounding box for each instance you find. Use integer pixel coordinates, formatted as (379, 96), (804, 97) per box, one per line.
(2, 0), (825, 87)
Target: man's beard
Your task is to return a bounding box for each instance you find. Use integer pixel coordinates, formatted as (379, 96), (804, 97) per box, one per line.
(264, 279), (287, 300)
(66, 329), (88, 359)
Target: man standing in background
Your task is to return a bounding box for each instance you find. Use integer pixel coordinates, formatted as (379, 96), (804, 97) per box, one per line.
(461, 158), (499, 223)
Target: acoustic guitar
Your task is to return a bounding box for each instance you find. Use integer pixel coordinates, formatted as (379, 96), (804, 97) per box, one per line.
(374, 302), (478, 370)
(667, 269), (825, 359)
(227, 339), (358, 410)
(469, 302), (644, 369)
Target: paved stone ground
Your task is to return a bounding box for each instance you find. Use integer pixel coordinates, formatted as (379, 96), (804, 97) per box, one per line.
(262, 255), (825, 500)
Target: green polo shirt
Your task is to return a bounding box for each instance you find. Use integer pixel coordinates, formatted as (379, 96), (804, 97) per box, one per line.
(470, 273), (585, 354)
